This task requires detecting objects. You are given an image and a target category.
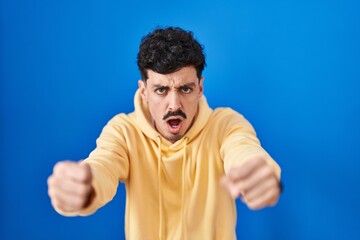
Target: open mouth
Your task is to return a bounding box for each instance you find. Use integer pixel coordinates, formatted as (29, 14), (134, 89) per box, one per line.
(167, 119), (182, 133)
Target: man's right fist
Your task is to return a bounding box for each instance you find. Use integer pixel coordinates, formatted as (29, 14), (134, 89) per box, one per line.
(47, 161), (94, 213)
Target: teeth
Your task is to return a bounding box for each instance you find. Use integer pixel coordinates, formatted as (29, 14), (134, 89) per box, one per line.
(168, 119), (180, 129)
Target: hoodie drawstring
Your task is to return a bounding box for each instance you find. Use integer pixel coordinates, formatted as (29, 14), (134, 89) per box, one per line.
(180, 137), (189, 240)
(157, 136), (164, 240)
(157, 136), (189, 240)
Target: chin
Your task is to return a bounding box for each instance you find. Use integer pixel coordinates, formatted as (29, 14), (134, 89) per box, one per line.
(166, 134), (183, 143)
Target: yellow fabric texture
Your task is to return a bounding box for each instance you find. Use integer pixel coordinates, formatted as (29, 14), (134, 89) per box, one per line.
(56, 89), (281, 240)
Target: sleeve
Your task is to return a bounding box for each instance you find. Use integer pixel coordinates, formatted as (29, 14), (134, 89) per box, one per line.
(219, 109), (281, 180)
(57, 114), (130, 217)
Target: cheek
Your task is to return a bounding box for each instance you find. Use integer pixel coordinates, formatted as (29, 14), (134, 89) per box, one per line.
(148, 94), (165, 106)
(148, 99), (165, 119)
(185, 99), (199, 119)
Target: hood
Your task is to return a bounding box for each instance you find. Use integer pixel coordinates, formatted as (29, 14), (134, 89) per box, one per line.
(129, 89), (213, 148)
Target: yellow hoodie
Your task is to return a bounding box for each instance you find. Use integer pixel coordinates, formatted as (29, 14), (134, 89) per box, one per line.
(58, 90), (281, 240)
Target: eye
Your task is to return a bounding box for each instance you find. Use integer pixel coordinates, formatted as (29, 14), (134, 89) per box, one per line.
(155, 87), (167, 95)
(181, 86), (192, 94)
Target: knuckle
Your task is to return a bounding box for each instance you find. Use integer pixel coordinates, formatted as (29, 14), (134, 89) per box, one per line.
(47, 183), (59, 198)
(269, 198), (279, 207)
(51, 198), (59, 208)
(248, 202), (262, 211)
(262, 166), (273, 176)
(252, 156), (265, 166)
(228, 169), (239, 180)
(49, 193), (63, 209)
(47, 176), (54, 186)
(265, 190), (278, 204)
(53, 161), (66, 173)
(246, 188), (280, 210)
(267, 192), (279, 207)
(47, 187), (54, 198)
(269, 178), (280, 190)
(48, 186), (60, 199)
(241, 182), (250, 193)
(268, 190), (277, 200)
(254, 156), (263, 164)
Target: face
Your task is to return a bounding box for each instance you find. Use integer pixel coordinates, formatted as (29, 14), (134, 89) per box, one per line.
(138, 66), (204, 143)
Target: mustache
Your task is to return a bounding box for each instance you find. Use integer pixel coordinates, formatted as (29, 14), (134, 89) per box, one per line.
(163, 110), (187, 120)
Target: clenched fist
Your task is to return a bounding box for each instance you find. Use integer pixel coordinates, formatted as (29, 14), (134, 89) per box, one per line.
(47, 161), (94, 213)
(221, 156), (281, 210)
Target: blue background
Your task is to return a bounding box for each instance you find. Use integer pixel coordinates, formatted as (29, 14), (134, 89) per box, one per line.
(1, 0), (359, 239)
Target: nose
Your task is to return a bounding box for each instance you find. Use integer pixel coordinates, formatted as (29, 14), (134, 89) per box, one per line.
(168, 91), (182, 111)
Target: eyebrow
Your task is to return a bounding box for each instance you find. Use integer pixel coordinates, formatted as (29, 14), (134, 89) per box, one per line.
(150, 82), (197, 89)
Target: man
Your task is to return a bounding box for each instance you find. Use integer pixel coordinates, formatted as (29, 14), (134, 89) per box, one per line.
(47, 27), (282, 239)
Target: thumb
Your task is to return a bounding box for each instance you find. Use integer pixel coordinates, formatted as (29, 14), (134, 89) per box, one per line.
(77, 161), (92, 183)
(220, 176), (238, 199)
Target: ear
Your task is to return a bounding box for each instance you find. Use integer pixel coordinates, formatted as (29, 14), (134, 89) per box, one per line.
(138, 80), (148, 101)
(198, 77), (205, 97)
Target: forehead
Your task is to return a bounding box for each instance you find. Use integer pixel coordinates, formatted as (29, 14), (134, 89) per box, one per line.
(147, 66), (198, 86)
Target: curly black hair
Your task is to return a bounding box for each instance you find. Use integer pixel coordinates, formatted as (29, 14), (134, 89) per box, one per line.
(137, 27), (206, 81)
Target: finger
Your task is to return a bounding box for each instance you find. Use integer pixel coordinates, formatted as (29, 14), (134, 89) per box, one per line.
(224, 160), (273, 199)
(78, 162), (92, 183)
(48, 175), (91, 212)
(220, 176), (245, 199)
(51, 176), (93, 199)
(53, 161), (92, 183)
(244, 176), (279, 203)
(49, 187), (89, 212)
(228, 156), (266, 182)
(237, 164), (276, 195)
(48, 167), (93, 205)
(246, 187), (279, 210)
(220, 176), (232, 195)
